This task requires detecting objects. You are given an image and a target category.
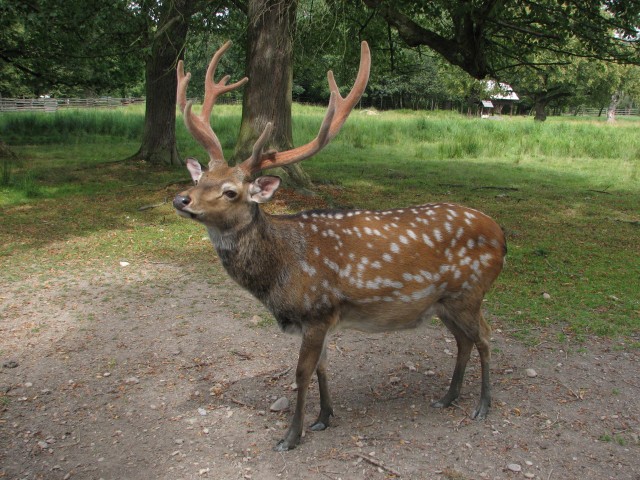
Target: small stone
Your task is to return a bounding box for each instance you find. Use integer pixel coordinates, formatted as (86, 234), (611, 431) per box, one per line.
(270, 397), (289, 412)
(507, 463), (522, 472)
(174, 438), (184, 445)
(425, 370), (436, 376)
(290, 382), (298, 391)
(526, 368), (538, 378)
(389, 376), (401, 384)
(524, 474), (535, 479)
(24, 382), (33, 388)
(2, 360), (18, 369)
(102, 372), (111, 377)
(504, 369), (514, 374)
(525, 460), (533, 466)
(119, 261), (130, 267)
(37, 441), (48, 449)
(202, 428), (209, 434)
(405, 362), (417, 372)
(249, 315), (261, 326)
(197, 407), (207, 416)
(542, 292), (551, 300)
(199, 468), (210, 475)
(125, 377), (140, 385)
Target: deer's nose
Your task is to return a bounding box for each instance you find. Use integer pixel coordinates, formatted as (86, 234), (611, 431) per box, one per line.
(173, 195), (191, 210)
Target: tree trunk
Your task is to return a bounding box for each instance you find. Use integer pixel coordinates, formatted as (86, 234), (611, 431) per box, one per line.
(132, 1), (191, 166)
(233, 0), (310, 188)
(533, 98), (547, 122)
(607, 92), (620, 123)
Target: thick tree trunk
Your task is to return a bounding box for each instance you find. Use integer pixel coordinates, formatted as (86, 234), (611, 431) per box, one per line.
(533, 98), (548, 122)
(132, 1), (191, 166)
(607, 92), (620, 123)
(233, 0), (310, 187)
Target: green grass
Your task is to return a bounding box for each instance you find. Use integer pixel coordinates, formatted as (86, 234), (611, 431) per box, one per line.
(1, 105), (638, 341)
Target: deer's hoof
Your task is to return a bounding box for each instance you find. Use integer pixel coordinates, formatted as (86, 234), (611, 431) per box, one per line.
(310, 421), (328, 431)
(274, 439), (297, 452)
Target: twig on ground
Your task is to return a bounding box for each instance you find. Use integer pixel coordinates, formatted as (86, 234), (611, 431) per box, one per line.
(271, 367), (292, 380)
(138, 200), (167, 211)
(230, 397), (254, 409)
(472, 186), (519, 191)
(354, 453), (401, 477)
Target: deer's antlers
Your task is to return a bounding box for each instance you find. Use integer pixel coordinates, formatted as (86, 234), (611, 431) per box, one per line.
(177, 40), (371, 175)
(177, 40), (248, 169)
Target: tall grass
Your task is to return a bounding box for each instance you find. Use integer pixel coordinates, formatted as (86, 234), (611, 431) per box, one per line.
(0, 108), (145, 144)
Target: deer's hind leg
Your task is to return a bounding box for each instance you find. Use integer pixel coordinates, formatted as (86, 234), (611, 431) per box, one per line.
(431, 300), (492, 419)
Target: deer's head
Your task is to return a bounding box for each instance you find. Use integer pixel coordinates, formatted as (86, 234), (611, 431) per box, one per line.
(173, 40), (370, 230)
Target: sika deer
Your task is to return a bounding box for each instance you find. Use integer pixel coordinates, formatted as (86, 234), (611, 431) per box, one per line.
(173, 40), (506, 451)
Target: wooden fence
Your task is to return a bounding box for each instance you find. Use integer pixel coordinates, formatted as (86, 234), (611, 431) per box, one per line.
(571, 106), (639, 117)
(0, 97), (145, 113)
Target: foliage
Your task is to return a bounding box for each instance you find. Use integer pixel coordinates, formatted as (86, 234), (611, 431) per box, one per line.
(0, 0), (145, 97)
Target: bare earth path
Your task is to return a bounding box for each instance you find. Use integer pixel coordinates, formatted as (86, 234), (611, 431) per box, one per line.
(1, 261), (638, 479)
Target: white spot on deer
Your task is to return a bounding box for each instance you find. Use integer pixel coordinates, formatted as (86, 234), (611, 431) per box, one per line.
(349, 253), (356, 260)
(456, 227), (464, 239)
(460, 256), (472, 266)
(439, 265), (451, 274)
(383, 224), (391, 231)
(302, 214), (309, 219)
(347, 212), (354, 217)
(444, 222), (452, 233)
(339, 264), (353, 278)
(445, 248), (453, 262)
(422, 234), (434, 247)
(467, 238), (475, 249)
(335, 213), (344, 220)
(447, 209), (458, 217)
(433, 229), (443, 242)
(490, 238), (500, 249)
(420, 270), (433, 281)
(409, 222), (416, 228)
(365, 216), (371, 221)
(298, 222), (305, 228)
(371, 260), (382, 269)
(311, 224), (318, 233)
(390, 243), (400, 253)
(411, 284), (436, 300)
(407, 229), (417, 240)
(365, 279), (381, 290)
(464, 218), (473, 226)
(471, 260), (481, 273)
(399, 235), (409, 245)
(366, 242), (373, 249)
(390, 222), (399, 228)
(323, 258), (340, 273)
(458, 246), (467, 258)
(382, 278), (404, 289)
(453, 268), (461, 279)
(464, 211), (476, 219)
(374, 215), (381, 221)
(462, 281), (471, 290)
(382, 253), (392, 262)
(364, 227), (373, 235)
(478, 235), (486, 246)
(314, 247), (320, 256)
(301, 261), (317, 277)
(373, 229), (382, 236)
(480, 253), (493, 266)
(353, 227), (362, 238)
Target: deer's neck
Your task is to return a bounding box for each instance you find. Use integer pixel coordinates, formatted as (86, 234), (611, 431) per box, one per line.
(206, 206), (301, 301)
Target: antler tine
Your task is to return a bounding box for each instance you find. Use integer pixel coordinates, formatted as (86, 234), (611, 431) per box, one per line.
(177, 41), (248, 168)
(241, 41), (371, 175)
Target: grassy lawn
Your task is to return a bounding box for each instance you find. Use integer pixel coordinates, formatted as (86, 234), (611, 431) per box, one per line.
(1, 105), (638, 343)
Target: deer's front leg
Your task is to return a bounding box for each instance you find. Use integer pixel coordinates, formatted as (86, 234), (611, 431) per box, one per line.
(275, 324), (329, 451)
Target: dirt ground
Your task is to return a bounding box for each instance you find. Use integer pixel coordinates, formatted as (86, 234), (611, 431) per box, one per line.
(1, 258), (639, 480)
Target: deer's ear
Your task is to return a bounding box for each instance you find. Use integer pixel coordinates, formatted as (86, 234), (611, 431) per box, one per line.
(248, 176), (281, 203)
(185, 158), (203, 184)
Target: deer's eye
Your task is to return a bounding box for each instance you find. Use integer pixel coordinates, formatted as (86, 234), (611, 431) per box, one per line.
(223, 190), (238, 199)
